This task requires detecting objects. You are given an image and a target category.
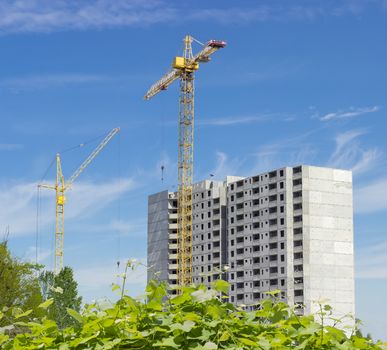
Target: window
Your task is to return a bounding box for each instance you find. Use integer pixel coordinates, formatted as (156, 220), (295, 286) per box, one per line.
(280, 255), (285, 262)
(269, 206), (277, 214)
(293, 178), (302, 186)
(293, 166), (302, 174)
(294, 215), (302, 223)
(280, 182), (284, 189)
(269, 195), (277, 202)
(294, 203), (302, 210)
(280, 170), (284, 177)
(280, 193), (284, 201)
(294, 240), (303, 247)
(294, 227), (302, 235)
(270, 279), (278, 286)
(294, 252), (303, 259)
(293, 191), (302, 198)
(294, 289), (304, 297)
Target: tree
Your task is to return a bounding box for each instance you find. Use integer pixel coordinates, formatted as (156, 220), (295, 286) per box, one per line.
(39, 266), (82, 329)
(0, 241), (44, 326)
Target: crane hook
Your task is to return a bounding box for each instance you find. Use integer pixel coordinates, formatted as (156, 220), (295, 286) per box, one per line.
(161, 165), (165, 183)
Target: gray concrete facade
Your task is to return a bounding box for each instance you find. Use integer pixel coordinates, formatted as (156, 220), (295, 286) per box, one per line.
(147, 165), (355, 319)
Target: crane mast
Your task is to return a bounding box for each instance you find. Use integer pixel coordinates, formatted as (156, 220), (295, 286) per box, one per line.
(178, 36), (195, 286)
(145, 35), (226, 287)
(40, 127), (120, 274)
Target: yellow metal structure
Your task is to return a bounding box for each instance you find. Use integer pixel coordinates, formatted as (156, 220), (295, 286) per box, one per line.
(40, 127), (120, 274)
(145, 35), (226, 287)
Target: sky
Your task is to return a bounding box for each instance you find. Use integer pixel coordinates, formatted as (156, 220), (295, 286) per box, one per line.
(0, 0), (386, 340)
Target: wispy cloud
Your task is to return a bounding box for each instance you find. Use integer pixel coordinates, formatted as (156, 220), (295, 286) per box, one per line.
(328, 130), (381, 175)
(0, 73), (108, 92)
(24, 245), (52, 264)
(0, 1), (384, 34)
(209, 151), (246, 180)
(198, 115), (267, 127)
(75, 258), (147, 299)
(0, 178), (136, 237)
(320, 106), (380, 121)
(354, 177), (387, 214)
(356, 241), (387, 278)
(0, 143), (23, 151)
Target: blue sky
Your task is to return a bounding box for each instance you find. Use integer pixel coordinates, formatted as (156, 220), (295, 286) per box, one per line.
(0, 0), (386, 340)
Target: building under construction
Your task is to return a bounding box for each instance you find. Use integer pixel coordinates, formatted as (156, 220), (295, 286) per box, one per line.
(148, 164), (355, 320)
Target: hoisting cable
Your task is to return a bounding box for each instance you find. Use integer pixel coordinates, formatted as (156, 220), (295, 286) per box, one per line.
(191, 36), (205, 46)
(35, 186), (41, 265)
(60, 131), (108, 154)
(116, 130), (122, 273)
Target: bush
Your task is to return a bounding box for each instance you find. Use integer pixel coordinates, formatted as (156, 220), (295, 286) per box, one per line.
(0, 277), (386, 349)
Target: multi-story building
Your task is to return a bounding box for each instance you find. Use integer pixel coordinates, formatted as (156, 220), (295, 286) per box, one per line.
(147, 165), (354, 319)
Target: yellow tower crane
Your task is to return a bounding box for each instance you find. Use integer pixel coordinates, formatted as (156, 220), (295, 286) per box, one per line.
(39, 127), (120, 274)
(144, 35), (226, 287)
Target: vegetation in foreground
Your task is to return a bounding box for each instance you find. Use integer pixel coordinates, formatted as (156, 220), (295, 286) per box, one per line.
(1, 245), (386, 349)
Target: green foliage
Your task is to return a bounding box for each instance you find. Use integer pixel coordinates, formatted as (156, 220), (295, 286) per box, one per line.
(1, 277), (386, 349)
(39, 267), (82, 329)
(0, 241), (44, 327)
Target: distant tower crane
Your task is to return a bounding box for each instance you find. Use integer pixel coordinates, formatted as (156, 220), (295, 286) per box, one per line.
(144, 35), (226, 287)
(39, 127), (120, 274)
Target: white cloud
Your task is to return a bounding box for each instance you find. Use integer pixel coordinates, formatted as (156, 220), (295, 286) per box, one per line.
(75, 258), (147, 299)
(0, 73), (107, 92)
(0, 143), (23, 151)
(209, 151), (245, 180)
(198, 116), (266, 127)
(320, 106), (380, 121)
(356, 241), (387, 278)
(0, 177), (136, 237)
(0, 1), (383, 34)
(328, 130), (381, 175)
(354, 178), (387, 214)
(23, 245), (52, 264)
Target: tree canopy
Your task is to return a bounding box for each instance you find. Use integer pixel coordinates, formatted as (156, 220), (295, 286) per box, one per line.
(0, 241), (44, 326)
(39, 266), (82, 329)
